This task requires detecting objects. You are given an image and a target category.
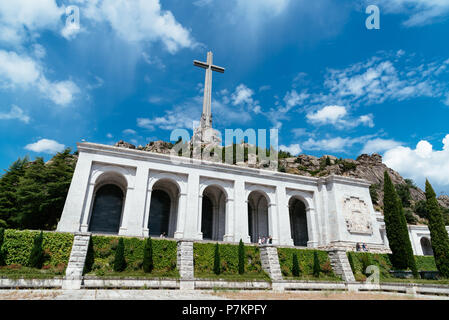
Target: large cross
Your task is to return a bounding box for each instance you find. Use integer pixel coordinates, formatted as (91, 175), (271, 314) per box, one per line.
(194, 51), (225, 129)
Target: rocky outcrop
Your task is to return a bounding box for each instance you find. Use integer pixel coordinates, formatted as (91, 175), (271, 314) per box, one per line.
(113, 140), (446, 212)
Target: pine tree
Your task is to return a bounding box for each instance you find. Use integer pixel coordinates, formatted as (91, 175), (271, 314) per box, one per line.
(292, 252), (300, 277)
(0, 228), (5, 266)
(425, 180), (449, 278)
(383, 171), (418, 276)
(28, 231), (44, 269)
(113, 238), (126, 272)
(238, 239), (245, 275)
(143, 237), (154, 273)
(313, 251), (320, 277)
(213, 243), (221, 275)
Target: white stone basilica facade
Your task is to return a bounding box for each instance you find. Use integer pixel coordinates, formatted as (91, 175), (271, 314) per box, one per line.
(57, 51), (390, 252)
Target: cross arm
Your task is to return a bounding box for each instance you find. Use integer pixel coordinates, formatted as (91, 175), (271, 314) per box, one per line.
(193, 60), (225, 73)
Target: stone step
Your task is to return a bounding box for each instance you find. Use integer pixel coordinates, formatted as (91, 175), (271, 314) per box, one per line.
(64, 233), (92, 283)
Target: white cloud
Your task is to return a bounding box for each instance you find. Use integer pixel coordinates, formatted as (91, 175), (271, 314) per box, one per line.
(25, 138), (65, 154)
(0, 50), (79, 106)
(78, 0), (197, 53)
(231, 84), (261, 113)
(306, 105), (374, 129)
(279, 144), (302, 156)
(302, 135), (374, 153)
(0, 0), (63, 45)
(106, 133), (113, 138)
(383, 134), (449, 191)
(361, 138), (402, 154)
(123, 129), (137, 135)
(374, 0), (449, 26)
(0, 105), (30, 123)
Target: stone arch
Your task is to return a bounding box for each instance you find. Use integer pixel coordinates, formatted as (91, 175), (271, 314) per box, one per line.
(245, 184), (275, 205)
(148, 178), (180, 237)
(247, 190), (270, 243)
(288, 196), (309, 246)
(90, 165), (134, 189)
(88, 171), (128, 234)
(201, 185), (227, 241)
(148, 172), (187, 195)
(420, 237), (433, 256)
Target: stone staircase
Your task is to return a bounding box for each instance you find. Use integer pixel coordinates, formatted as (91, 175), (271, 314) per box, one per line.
(177, 240), (194, 280)
(328, 249), (355, 282)
(259, 245), (283, 281)
(63, 232), (91, 289)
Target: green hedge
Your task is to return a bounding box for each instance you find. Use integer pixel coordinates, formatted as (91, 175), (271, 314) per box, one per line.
(193, 243), (267, 279)
(277, 247), (340, 280)
(86, 236), (178, 278)
(1, 229), (73, 268)
(347, 252), (438, 281)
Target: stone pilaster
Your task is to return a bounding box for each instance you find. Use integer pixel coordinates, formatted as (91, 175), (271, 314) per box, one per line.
(259, 245), (283, 281)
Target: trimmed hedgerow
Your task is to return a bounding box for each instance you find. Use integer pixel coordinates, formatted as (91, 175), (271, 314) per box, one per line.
(193, 242), (267, 279)
(277, 248), (340, 280)
(86, 235), (178, 278)
(1, 229), (73, 268)
(347, 252), (438, 282)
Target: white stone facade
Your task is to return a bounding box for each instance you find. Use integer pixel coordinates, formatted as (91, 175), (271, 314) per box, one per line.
(57, 142), (387, 249)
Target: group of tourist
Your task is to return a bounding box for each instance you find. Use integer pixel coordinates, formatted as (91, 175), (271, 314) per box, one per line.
(159, 232), (167, 238)
(258, 236), (273, 245)
(356, 242), (368, 252)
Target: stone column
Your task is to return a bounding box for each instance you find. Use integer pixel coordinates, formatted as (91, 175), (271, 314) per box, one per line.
(306, 207), (319, 248)
(223, 198), (234, 242)
(118, 186), (135, 236)
(268, 203), (279, 245)
(184, 173), (201, 240)
(57, 153), (93, 233)
(276, 185), (293, 246)
(233, 180), (251, 243)
(174, 193), (187, 239)
(142, 189), (152, 237)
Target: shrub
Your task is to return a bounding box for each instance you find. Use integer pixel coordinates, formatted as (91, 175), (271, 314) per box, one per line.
(313, 251), (320, 277)
(28, 231), (44, 269)
(83, 239), (94, 274)
(360, 253), (372, 275)
(0, 228), (4, 266)
(113, 238), (126, 272)
(404, 208), (418, 225)
(238, 239), (245, 275)
(213, 243), (221, 275)
(292, 253), (300, 277)
(347, 252), (355, 273)
(383, 171), (417, 275)
(143, 237), (154, 273)
(425, 180), (449, 278)
(321, 261), (333, 275)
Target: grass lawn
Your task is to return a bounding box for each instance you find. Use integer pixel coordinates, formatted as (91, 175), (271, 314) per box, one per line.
(282, 275), (343, 282)
(84, 269), (180, 279)
(0, 266), (64, 279)
(194, 272), (271, 282)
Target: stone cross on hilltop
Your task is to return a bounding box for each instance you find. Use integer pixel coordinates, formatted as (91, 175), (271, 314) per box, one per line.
(194, 51), (225, 130)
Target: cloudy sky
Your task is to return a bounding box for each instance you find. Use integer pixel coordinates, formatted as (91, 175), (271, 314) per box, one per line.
(1, 0), (449, 194)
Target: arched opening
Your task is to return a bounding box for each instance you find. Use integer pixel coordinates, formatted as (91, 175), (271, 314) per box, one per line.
(201, 185), (227, 241)
(148, 179), (179, 237)
(247, 191), (269, 243)
(89, 184), (124, 234)
(421, 237), (433, 256)
(289, 197), (309, 247)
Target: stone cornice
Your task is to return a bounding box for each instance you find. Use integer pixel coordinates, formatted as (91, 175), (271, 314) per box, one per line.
(77, 142), (372, 188)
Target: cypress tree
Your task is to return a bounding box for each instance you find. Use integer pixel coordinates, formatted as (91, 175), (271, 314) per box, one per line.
(238, 239), (245, 275)
(0, 228), (4, 266)
(425, 180), (449, 278)
(143, 237), (154, 273)
(83, 239), (94, 274)
(313, 251), (320, 277)
(347, 252), (355, 273)
(292, 252), (300, 277)
(213, 243), (221, 275)
(113, 238), (126, 272)
(383, 171), (417, 275)
(28, 231), (44, 269)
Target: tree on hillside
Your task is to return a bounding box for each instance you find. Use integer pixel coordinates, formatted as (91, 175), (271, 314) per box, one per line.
(383, 171), (418, 277)
(0, 157), (29, 228)
(425, 180), (449, 278)
(395, 183), (411, 208)
(0, 149), (75, 231)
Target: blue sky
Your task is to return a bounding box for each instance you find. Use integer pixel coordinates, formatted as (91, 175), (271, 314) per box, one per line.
(1, 0), (449, 193)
